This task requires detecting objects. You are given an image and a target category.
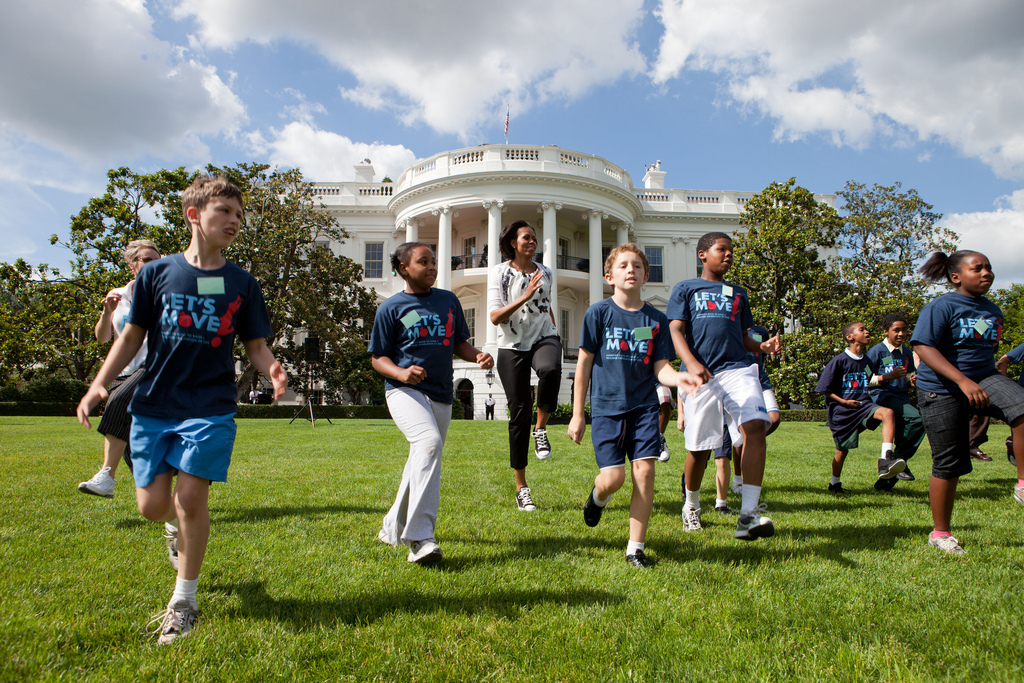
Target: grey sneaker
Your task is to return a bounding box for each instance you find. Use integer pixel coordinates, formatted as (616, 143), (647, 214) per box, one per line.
(730, 478), (742, 495)
(533, 429), (551, 460)
(929, 534), (966, 555)
(164, 524), (179, 571)
(682, 506), (702, 532)
(149, 599), (199, 645)
(877, 454), (906, 480)
(408, 539), (442, 564)
(658, 435), (670, 463)
(735, 504), (774, 541)
(78, 467), (115, 498)
(1014, 484), (1024, 507)
(516, 486), (536, 511)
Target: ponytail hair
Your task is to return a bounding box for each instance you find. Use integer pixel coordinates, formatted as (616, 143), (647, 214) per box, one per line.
(391, 242), (432, 280)
(918, 250), (979, 284)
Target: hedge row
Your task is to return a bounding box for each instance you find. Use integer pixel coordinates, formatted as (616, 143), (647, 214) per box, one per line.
(0, 378), (90, 403)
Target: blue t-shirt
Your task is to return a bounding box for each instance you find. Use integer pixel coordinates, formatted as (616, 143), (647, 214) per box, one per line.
(747, 324), (773, 391)
(368, 289), (470, 404)
(126, 253), (273, 419)
(910, 292), (1003, 394)
(865, 341), (915, 402)
(1006, 341), (1024, 388)
(815, 350), (873, 441)
(666, 278), (754, 374)
(579, 298), (674, 417)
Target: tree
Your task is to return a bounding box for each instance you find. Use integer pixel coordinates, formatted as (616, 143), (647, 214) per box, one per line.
(730, 178), (847, 407)
(835, 181), (958, 330)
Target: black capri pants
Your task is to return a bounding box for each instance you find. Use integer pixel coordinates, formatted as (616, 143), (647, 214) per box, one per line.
(497, 336), (562, 470)
(919, 373), (1024, 480)
(97, 367), (146, 468)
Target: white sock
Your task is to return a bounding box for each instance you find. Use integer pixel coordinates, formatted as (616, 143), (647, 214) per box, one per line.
(715, 498), (727, 508)
(740, 484), (762, 513)
(626, 540), (645, 556)
(831, 475), (842, 485)
(684, 488), (701, 510)
(732, 475), (742, 488)
(881, 443), (894, 458)
(593, 489), (610, 507)
(171, 577), (198, 608)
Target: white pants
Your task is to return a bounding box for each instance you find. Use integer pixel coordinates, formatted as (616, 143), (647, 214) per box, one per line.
(380, 388), (452, 546)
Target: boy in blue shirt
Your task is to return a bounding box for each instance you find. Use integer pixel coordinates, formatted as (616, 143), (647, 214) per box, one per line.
(815, 322), (903, 492)
(667, 232), (781, 540)
(569, 244), (702, 567)
(78, 176), (287, 644)
(865, 313), (925, 485)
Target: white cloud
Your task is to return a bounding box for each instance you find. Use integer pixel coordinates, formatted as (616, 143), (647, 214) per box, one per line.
(651, 0), (1024, 178)
(172, 0), (647, 141)
(944, 189), (1024, 289)
(0, 0), (246, 174)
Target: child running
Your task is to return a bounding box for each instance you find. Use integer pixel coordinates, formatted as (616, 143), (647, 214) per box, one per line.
(569, 244), (701, 567)
(370, 242), (494, 564)
(911, 250), (1024, 554)
(77, 175), (287, 644)
(866, 313), (925, 487)
(729, 324), (782, 495)
(667, 232), (781, 540)
(815, 322), (904, 493)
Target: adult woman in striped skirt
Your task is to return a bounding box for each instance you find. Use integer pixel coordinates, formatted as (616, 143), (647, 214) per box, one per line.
(77, 240), (161, 498)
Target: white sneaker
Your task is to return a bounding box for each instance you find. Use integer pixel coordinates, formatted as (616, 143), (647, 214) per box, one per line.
(658, 436), (670, 463)
(149, 599), (199, 645)
(682, 506), (702, 532)
(78, 467), (115, 498)
(408, 539), (443, 564)
(164, 523), (179, 571)
(533, 429), (551, 460)
(928, 534), (966, 555)
(731, 478), (742, 495)
(735, 504), (774, 541)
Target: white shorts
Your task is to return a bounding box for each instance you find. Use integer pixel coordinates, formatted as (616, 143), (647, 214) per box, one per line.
(656, 384), (673, 407)
(682, 364), (769, 451)
(763, 389), (779, 414)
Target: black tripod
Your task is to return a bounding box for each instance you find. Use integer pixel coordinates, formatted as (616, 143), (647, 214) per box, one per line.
(290, 337), (333, 427)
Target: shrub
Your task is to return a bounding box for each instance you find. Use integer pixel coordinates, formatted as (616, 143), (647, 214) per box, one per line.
(19, 378), (90, 403)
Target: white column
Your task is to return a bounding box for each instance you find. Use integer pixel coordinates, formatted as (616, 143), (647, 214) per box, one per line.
(484, 200), (503, 348)
(615, 222), (629, 246)
(540, 201), (561, 328)
(406, 219), (419, 243)
(433, 206), (452, 290)
(586, 210), (606, 307)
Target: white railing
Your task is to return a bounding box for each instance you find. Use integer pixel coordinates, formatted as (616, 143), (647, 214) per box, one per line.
(636, 191), (669, 202)
(358, 185), (393, 197)
(560, 152), (588, 167)
(453, 151), (484, 165)
(505, 148), (539, 161)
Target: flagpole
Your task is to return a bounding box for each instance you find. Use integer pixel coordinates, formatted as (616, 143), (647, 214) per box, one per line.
(504, 101), (509, 144)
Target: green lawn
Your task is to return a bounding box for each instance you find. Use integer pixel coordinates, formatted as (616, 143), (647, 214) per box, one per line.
(2, 417), (1022, 682)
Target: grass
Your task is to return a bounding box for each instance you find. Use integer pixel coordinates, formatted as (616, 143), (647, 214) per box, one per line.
(1, 417), (1023, 682)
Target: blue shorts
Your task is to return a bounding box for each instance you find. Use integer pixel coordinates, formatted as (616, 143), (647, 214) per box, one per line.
(591, 404), (661, 469)
(129, 413), (237, 488)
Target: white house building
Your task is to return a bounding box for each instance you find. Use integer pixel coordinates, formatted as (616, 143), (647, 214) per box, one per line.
(309, 144), (834, 418)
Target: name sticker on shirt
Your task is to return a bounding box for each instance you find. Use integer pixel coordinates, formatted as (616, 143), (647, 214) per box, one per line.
(197, 277), (225, 295)
(722, 284), (733, 297)
(974, 319), (990, 335)
(751, 333), (763, 342)
(633, 327), (653, 341)
(882, 356), (893, 365)
(401, 311), (422, 328)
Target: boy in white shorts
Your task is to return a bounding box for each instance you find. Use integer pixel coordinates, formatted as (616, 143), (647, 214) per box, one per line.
(730, 325), (782, 493)
(667, 232), (781, 540)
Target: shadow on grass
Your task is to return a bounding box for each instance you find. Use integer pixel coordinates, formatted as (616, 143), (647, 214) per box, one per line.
(210, 503), (386, 524)
(206, 579), (621, 627)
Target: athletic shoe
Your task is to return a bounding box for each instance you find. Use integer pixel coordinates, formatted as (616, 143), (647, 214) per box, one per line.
(928, 534), (966, 555)
(1007, 438), (1017, 467)
(658, 436), (670, 463)
(1014, 484), (1024, 507)
(897, 465), (915, 482)
(874, 476), (898, 492)
(970, 447), (992, 462)
(715, 504), (736, 515)
(730, 479), (742, 495)
(77, 467), (115, 498)
(625, 549), (652, 568)
(516, 486), (536, 511)
(583, 488), (603, 527)
(533, 429), (551, 460)
(877, 454), (906, 480)
(377, 528), (397, 546)
(681, 506), (702, 532)
(735, 504), (774, 541)
(150, 599), (199, 645)
(408, 539), (443, 564)
(164, 524), (179, 571)
(827, 482), (846, 494)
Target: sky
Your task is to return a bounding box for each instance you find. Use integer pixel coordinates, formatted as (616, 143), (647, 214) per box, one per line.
(3, 0), (1024, 287)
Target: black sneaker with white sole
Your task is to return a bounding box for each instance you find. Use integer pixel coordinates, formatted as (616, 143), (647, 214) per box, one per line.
(877, 453), (906, 480)
(625, 549), (652, 568)
(735, 505), (774, 541)
(516, 486), (537, 511)
(583, 488), (603, 527)
(896, 464), (915, 481)
(533, 429), (551, 460)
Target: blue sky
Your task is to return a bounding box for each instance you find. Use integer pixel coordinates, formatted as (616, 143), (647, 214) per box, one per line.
(3, 0), (1023, 285)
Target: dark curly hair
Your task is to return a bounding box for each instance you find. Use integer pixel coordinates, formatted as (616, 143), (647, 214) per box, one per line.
(696, 231), (731, 254)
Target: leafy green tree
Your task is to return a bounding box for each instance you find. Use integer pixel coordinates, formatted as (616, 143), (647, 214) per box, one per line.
(835, 181), (958, 331)
(990, 283), (1024, 381)
(0, 259), (49, 383)
(730, 178), (847, 407)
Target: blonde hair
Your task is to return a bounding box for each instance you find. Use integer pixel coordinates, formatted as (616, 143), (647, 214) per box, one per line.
(181, 175), (244, 228)
(123, 239), (159, 265)
(603, 243), (649, 277)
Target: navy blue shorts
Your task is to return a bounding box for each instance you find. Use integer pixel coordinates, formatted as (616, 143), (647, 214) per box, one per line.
(591, 404), (661, 469)
(919, 373), (1024, 480)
